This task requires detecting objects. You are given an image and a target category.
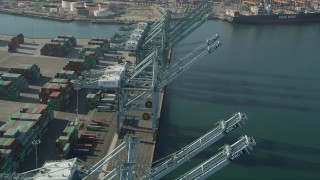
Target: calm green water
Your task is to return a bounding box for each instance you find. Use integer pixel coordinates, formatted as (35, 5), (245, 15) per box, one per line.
(156, 22), (320, 179)
(1, 14), (320, 179)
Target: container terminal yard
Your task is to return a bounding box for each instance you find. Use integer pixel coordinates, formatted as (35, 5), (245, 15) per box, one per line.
(0, 0), (257, 179)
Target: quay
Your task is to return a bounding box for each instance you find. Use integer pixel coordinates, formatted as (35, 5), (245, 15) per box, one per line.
(0, 34), (162, 177)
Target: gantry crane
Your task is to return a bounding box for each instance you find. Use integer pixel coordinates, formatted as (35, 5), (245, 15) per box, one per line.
(3, 112), (255, 180)
(72, 0), (217, 134)
(73, 35), (221, 134)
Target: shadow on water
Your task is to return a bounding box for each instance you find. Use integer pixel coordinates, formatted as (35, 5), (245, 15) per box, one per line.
(171, 90), (315, 112)
(178, 77), (320, 101)
(233, 137), (320, 173)
(193, 66), (320, 82)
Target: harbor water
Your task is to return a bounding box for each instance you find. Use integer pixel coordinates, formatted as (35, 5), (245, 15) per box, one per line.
(1, 14), (320, 179)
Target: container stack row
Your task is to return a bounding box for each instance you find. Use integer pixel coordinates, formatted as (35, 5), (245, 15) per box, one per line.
(9, 64), (41, 83)
(0, 80), (20, 100)
(50, 78), (75, 96)
(7, 34), (24, 53)
(39, 82), (74, 111)
(41, 35), (76, 57)
(57, 35), (77, 46)
(79, 45), (104, 59)
(83, 51), (98, 68)
(85, 94), (99, 109)
(63, 59), (88, 75)
(0, 73), (29, 91)
(88, 38), (110, 52)
(0, 103), (54, 172)
(55, 70), (78, 80)
(47, 91), (69, 111)
(55, 125), (79, 158)
(41, 42), (69, 57)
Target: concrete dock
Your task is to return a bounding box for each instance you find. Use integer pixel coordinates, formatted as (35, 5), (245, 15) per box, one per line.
(0, 35), (162, 177)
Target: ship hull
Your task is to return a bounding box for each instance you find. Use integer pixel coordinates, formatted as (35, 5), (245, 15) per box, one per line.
(232, 13), (320, 24)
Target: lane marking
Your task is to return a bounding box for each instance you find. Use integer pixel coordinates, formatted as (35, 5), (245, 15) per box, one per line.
(98, 133), (118, 179)
(0, 55), (10, 63)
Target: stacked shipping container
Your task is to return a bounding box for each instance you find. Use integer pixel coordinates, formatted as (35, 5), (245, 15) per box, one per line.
(85, 94), (99, 109)
(41, 35), (76, 57)
(0, 73), (29, 91)
(0, 103), (54, 172)
(50, 78), (75, 95)
(0, 80), (20, 100)
(83, 51), (98, 68)
(79, 45), (103, 58)
(63, 59), (88, 75)
(55, 70), (78, 80)
(89, 38), (110, 51)
(57, 35), (77, 46)
(40, 75), (76, 110)
(55, 125), (78, 158)
(9, 64), (41, 83)
(7, 34), (24, 53)
(39, 83), (62, 104)
(39, 82), (74, 111)
(41, 42), (68, 57)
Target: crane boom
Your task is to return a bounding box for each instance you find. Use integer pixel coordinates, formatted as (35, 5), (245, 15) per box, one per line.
(158, 38), (222, 89)
(176, 135), (256, 180)
(143, 112), (248, 180)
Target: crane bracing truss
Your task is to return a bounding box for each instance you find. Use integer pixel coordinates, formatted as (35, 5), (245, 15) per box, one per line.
(73, 35), (222, 134)
(137, 0), (213, 64)
(176, 135), (256, 180)
(118, 36), (222, 133)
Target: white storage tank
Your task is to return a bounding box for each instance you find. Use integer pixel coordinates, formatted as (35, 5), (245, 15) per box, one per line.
(62, 0), (75, 9)
(125, 40), (138, 51)
(70, 2), (83, 12)
(94, 9), (112, 17)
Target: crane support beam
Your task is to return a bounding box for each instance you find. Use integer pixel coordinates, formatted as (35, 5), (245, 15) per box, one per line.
(169, 0), (211, 37)
(158, 40), (222, 89)
(162, 34), (220, 77)
(144, 112), (248, 180)
(84, 142), (127, 179)
(176, 135), (256, 180)
(168, 5), (212, 46)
